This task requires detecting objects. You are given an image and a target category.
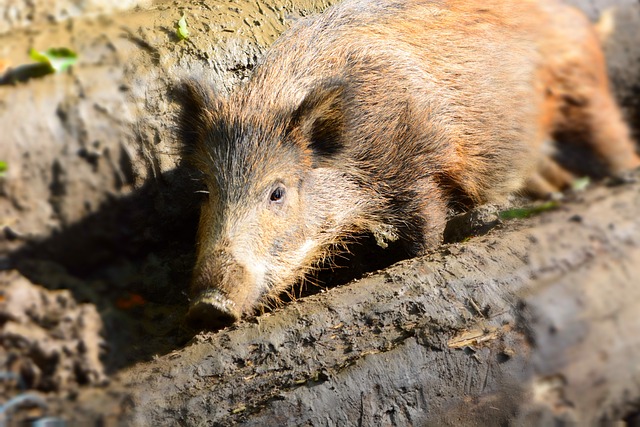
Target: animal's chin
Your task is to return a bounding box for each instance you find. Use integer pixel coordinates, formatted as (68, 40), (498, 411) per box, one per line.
(250, 278), (283, 311)
(249, 269), (312, 313)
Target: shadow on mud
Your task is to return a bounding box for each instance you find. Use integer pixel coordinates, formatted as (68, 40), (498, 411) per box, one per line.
(7, 167), (201, 372)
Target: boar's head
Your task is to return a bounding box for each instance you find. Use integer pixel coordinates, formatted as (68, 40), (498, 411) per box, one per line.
(178, 79), (379, 329)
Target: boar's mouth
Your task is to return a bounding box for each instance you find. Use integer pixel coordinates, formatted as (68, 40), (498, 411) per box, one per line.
(186, 288), (240, 330)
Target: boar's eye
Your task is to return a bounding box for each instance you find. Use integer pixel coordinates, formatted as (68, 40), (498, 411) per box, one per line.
(269, 186), (286, 204)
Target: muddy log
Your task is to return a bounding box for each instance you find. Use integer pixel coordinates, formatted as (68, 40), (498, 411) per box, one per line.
(41, 176), (640, 426)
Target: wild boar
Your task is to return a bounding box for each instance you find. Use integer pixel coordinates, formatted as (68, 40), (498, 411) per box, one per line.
(178, 0), (640, 329)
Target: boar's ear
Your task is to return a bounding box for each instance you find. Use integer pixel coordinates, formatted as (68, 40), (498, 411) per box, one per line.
(290, 80), (346, 161)
(175, 79), (220, 158)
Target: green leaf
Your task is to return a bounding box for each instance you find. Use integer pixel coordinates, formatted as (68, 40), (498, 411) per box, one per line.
(0, 161), (7, 176)
(498, 200), (558, 220)
(177, 14), (190, 40)
(571, 176), (590, 191)
(29, 47), (78, 73)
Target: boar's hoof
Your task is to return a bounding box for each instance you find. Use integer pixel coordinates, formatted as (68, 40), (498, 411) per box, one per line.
(186, 289), (240, 330)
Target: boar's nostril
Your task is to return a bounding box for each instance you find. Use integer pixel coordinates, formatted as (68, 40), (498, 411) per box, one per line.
(186, 289), (240, 330)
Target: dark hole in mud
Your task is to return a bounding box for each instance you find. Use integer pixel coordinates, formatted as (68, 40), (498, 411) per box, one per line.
(0, 63), (53, 85)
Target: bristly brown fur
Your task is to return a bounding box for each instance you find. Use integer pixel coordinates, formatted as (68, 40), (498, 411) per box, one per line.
(180, 0), (640, 329)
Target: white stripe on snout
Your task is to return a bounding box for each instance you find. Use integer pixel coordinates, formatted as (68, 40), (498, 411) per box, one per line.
(230, 244), (268, 291)
(230, 239), (316, 293)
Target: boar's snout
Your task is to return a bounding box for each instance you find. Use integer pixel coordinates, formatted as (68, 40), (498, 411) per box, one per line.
(186, 288), (240, 330)
(186, 249), (259, 330)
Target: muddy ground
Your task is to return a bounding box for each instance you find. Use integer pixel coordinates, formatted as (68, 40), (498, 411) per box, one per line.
(1, 0), (640, 425)
(45, 173), (640, 425)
